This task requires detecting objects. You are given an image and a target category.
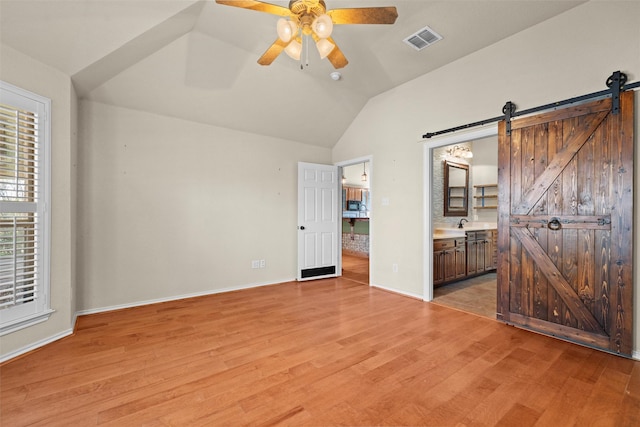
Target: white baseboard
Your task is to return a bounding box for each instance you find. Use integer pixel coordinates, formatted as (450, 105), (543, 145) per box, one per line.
(370, 282), (423, 300)
(0, 327), (74, 364)
(76, 278), (296, 316)
(633, 350), (640, 361)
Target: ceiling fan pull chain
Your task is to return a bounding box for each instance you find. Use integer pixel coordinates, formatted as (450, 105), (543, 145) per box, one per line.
(300, 35), (305, 70)
(305, 35), (310, 68)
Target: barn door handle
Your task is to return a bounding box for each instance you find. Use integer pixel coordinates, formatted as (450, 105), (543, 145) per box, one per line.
(547, 217), (562, 231)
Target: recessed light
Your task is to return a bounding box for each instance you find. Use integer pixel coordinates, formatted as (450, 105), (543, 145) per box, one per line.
(330, 71), (341, 81)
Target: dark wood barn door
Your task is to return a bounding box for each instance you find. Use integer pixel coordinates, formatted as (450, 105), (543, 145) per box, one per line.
(497, 92), (634, 356)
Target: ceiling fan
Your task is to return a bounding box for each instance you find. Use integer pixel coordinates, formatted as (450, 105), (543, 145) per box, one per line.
(215, 0), (398, 69)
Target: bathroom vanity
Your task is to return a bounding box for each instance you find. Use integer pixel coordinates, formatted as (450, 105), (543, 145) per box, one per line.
(433, 226), (497, 287)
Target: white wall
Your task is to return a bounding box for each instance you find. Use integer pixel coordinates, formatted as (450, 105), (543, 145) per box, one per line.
(77, 101), (331, 312)
(0, 44), (77, 359)
(332, 1), (640, 354)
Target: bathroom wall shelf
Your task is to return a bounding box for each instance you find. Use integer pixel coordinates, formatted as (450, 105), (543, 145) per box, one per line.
(474, 184), (497, 209)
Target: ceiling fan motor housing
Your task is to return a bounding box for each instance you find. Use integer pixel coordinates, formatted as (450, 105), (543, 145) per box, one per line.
(290, 0), (326, 19)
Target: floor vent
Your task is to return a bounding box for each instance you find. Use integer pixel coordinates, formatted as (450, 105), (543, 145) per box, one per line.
(403, 25), (442, 51)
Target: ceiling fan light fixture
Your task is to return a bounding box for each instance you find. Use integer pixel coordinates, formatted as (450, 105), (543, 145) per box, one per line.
(316, 38), (335, 59)
(312, 14), (333, 39)
(284, 39), (302, 60)
(277, 18), (298, 43)
(215, 0), (398, 69)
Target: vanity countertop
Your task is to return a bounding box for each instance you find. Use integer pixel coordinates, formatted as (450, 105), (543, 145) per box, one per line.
(433, 228), (465, 240)
(459, 225), (497, 231)
(433, 223), (497, 239)
(433, 232), (465, 240)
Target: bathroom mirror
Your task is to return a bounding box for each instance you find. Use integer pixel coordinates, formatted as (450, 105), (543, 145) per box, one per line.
(443, 160), (469, 217)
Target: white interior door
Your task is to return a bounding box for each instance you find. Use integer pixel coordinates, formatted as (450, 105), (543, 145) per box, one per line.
(297, 162), (339, 281)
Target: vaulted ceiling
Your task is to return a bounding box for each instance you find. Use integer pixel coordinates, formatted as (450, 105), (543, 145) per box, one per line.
(0, 0), (584, 147)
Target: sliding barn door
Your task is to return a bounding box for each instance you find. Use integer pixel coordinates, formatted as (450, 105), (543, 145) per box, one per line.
(497, 92), (634, 356)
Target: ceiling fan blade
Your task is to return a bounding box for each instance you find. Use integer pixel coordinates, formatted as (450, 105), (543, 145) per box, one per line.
(215, 0), (291, 17)
(257, 38), (290, 66)
(327, 7), (398, 25)
(326, 37), (348, 69)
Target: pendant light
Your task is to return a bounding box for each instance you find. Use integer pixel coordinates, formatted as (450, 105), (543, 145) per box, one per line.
(361, 162), (368, 182)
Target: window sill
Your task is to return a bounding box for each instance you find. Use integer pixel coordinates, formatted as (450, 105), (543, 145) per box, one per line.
(0, 309), (55, 336)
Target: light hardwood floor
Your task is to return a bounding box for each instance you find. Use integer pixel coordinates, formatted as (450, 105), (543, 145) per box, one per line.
(341, 252), (369, 285)
(1, 277), (639, 426)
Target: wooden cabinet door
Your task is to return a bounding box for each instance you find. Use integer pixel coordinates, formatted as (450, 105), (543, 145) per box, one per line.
(476, 233), (487, 272)
(443, 249), (456, 282)
(433, 251), (444, 286)
(455, 245), (466, 279)
(482, 235), (493, 271)
(484, 237), (493, 271)
(497, 92), (634, 356)
(466, 233), (478, 275)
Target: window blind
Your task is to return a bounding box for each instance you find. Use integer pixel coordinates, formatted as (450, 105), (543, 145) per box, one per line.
(0, 103), (40, 310)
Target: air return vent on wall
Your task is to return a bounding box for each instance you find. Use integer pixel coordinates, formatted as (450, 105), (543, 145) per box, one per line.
(403, 25), (442, 51)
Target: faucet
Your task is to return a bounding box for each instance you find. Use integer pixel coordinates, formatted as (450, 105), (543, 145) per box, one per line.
(457, 218), (469, 229)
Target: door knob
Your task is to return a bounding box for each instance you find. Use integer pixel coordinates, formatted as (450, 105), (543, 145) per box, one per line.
(299, 226), (305, 230)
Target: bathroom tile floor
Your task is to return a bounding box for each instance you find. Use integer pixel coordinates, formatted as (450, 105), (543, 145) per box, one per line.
(433, 273), (497, 319)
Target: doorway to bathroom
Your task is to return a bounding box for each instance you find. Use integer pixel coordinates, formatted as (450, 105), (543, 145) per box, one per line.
(426, 128), (498, 318)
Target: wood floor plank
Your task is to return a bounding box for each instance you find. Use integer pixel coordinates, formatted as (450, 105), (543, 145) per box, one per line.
(1, 277), (638, 426)
(495, 403), (541, 427)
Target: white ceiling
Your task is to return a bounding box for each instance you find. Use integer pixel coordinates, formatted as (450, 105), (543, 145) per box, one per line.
(0, 0), (584, 147)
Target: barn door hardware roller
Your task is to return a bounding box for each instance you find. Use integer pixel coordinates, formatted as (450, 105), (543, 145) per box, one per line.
(502, 101), (516, 136)
(422, 71), (640, 139)
(606, 70), (627, 115)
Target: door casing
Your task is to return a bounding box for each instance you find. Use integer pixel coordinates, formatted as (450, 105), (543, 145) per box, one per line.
(423, 127), (498, 301)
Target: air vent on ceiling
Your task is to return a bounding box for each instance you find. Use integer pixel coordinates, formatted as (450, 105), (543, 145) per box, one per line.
(403, 25), (442, 51)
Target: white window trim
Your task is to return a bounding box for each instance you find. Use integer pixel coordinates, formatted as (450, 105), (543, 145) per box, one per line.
(0, 81), (53, 336)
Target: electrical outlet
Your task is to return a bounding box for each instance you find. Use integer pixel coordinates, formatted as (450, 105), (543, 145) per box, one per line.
(251, 260), (260, 269)
(392, 263), (398, 273)
(260, 259), (266, 268)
